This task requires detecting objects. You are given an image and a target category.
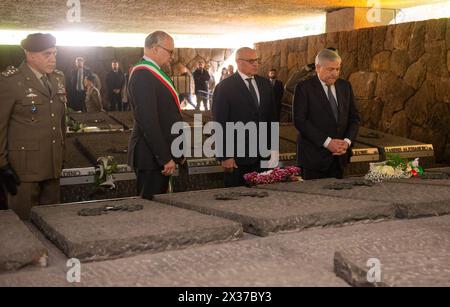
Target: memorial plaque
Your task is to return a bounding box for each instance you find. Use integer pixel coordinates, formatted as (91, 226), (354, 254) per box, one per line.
(334, 215), (450, 287)
(154, 186), (395, 236)
(357, 127), (434, 163)
(30, 198), (242, 262)
(257, 178), (450, 218)
(0, 211), (48, 272)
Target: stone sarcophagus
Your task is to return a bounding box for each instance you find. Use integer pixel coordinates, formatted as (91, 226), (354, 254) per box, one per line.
(68, 111), (124, 131)
(60, 112), (436, 203)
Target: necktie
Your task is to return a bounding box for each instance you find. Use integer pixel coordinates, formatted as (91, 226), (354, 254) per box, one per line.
(246, 78), (259, 107)
(41, 75), (52, 96)
(326, 84), (339, 122)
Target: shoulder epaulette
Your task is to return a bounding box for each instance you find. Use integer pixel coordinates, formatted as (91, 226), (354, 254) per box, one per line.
(1, 66), (19, 77)
(54, 69), (65, 76)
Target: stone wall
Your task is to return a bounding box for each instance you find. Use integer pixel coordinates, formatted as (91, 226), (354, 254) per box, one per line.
(0, 45), (233, 105)
(255, 18), (450, 162)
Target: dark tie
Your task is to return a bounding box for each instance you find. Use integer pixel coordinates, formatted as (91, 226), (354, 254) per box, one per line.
(246, 78), (259, 107)
(41, 75), (52, 96)
(77, 69), (84, 91)
(326, 84), (339, 122)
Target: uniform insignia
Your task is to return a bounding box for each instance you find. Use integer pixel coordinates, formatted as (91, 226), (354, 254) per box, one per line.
(56, 79), (66, 95)
(54, 69), (64, 76)
(31, 104), (38, 114)
(26, 93), (38, 98)
(1, 66), (18, 77)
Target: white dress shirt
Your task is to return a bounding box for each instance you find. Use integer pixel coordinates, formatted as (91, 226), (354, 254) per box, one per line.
(238, 70), (260, 104)
(143, 55), (160, 69)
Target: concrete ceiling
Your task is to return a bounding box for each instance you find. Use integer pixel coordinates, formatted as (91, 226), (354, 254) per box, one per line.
(0, 0), (446, 35)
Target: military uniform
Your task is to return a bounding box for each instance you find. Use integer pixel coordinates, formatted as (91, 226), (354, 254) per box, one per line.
(85, 86), (103, 112)
(0, 63), (67, 219)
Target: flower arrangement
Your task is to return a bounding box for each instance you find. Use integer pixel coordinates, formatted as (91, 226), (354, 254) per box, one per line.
(95, 156), (118, 189)
(365, 153), (424, 183)
(244, 166), (302, 186)
(67, 118), (86, 132)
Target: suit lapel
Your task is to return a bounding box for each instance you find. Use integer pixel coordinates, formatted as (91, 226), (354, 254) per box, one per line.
(20, 63), (51, 98)
(312, 76), (336, 122)
(233, 73), (258, 112)
(254, 76), (265, 110)
(49, 74), (60, 98)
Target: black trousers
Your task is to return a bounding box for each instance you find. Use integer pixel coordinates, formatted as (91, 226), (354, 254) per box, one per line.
(70, 90), (86, 111)
(110, 93), (123, 111)
(195, 94), (209, 110)
(301, 157), (343, 180)
(136, 169), (170, 200)
(224, 162), (260, 187)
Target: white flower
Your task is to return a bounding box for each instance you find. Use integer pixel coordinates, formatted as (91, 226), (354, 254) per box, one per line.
(260, 170), (273, 176)
(381, 165), (396, 175)
(412, 158), (420, 168)
(100, 174), (116, 189)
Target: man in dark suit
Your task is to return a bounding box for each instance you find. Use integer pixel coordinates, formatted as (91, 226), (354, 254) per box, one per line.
(268, 68), (284, 121)
(293, 48), (360, 180)
(193, 61), (210, 110)
(127, 31), (185, 199)
(213, 47), (277, 187)
(106, 60), (125, 111)
(68, 57), (92, 111)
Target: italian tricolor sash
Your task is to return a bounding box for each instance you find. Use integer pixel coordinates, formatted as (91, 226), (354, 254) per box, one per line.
(130, 59), (181, 113)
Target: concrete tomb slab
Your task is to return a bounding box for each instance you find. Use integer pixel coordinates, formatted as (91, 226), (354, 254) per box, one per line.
(334, 215), (450, 287)
(257, 178), (450, 218)
(0, 211), (48, 272)
(30, 198), (242, 262)
(154, 186), (395, 236)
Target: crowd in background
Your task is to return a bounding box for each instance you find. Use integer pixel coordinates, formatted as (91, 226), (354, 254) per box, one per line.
(66, 56), (284, 114)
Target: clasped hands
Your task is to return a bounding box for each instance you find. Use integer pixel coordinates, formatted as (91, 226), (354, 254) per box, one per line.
(161, 158), (186, 176)
(327, 139), (349, 156)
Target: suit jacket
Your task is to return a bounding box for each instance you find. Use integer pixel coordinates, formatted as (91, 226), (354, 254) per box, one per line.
(106, 70), (125, 97)
(0, 63), (67, 182)
(69, 67), (92, 93)
(293, 76), (360, 172)
(271, 79), (284, 121)
(127, 64), (183, 171)
(212, 72), (276, 166)
(193, 68), (210, 93)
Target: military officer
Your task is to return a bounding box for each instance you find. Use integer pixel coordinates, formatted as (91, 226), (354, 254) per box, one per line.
(0, 33), (67, 220)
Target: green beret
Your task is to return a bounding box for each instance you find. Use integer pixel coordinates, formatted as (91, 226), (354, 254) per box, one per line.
(21, 33), (56, 52)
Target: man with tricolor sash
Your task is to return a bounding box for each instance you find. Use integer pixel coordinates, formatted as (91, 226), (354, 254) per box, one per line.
(127, 31), (185, 199)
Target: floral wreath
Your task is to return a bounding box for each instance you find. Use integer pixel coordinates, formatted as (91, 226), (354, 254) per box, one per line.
(365, 153), (423, 183)
(244, 166), (302, 186)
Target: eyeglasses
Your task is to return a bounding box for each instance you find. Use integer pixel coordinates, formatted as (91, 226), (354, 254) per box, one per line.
(157, 44), (175, 56)
(238, 58), (260, 65)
